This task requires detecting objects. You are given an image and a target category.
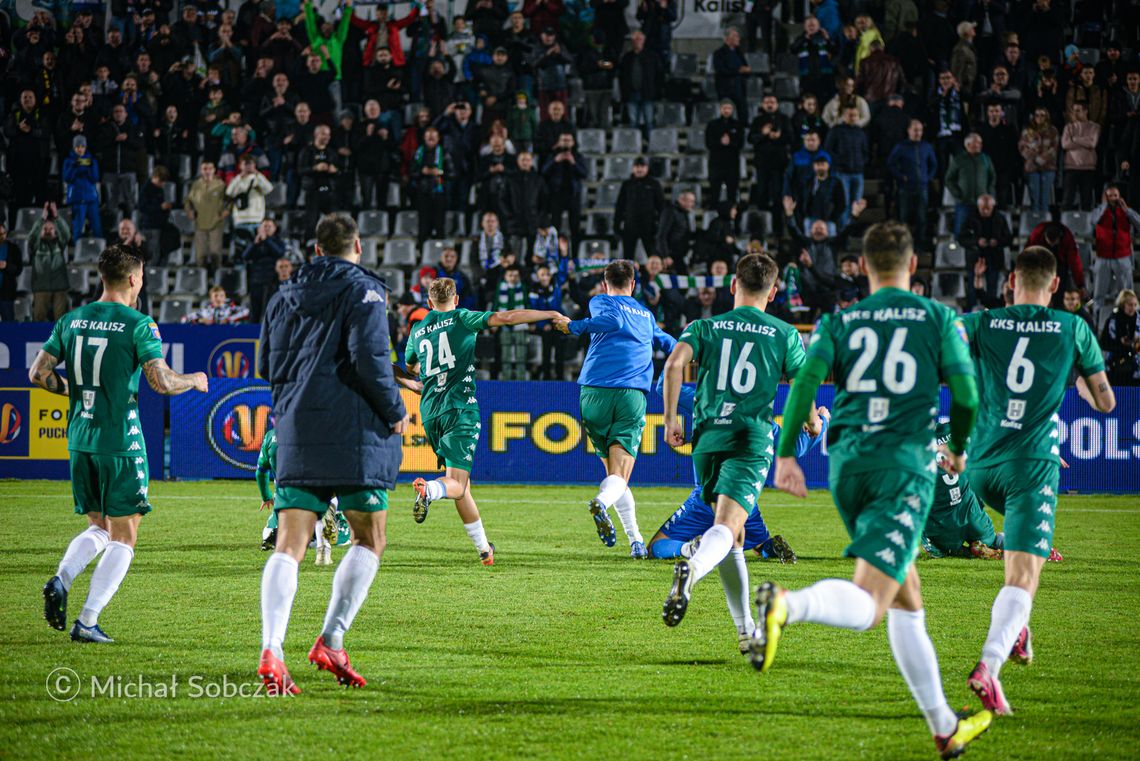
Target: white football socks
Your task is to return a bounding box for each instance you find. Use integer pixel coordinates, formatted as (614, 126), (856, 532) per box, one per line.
(426, 479), (446, 502)
(785, 579), (877, 631)
(718, 547), (753, 635)
(321, 545), (380, 650)
(688, 524), (734, 583)
(261, 552), (299, 659)
(613, 488), (643, 544)
(981, 585), (1033, 677)
(57, 525), (109, 591)
(887, 608), (959, 737)
(77, 541), (134, 627)
(596, 475), (626, 508)
(464, 519), (491, 553)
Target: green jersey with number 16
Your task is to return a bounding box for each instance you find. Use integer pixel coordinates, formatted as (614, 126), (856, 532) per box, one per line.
(405, 308), (494, 422)
(961, 305), (1103, 467)
(805, 288), (974, 477)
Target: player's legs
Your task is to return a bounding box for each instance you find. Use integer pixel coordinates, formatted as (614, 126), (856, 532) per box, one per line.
(45, 512), (110, 631)
(580, 386), (645, 553)
(603, 444), (646, 554)
(74, 513), (143, 634)
(647, 487), (712, 559)
(416, 462), (494, 562)
(261, 507), (319, 662)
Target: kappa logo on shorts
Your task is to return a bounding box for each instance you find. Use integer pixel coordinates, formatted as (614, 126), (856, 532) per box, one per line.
(1038, 503), (1053, 515)
(891, 511), (915, 529)
(467, 397), (477, 404)
(1039, 485), (1055, 497)
(1035, 538), (1050, 552)
(137, 486), (147, 496)
(127, 410), (137, 420)
(904, 494), (923, 511)
(366, 495), (381, 505)
(127, 426), (140, 436)
(744, 493), (756, 506)
(885, 530), (907, 548)
(129, 442), (142, 451)
(1050, 445), (1060, 456)
(136, 500), (149, 509)
(134, 457), (144, 464)
(875, 547), (897, 566)
(1036, 520), (1051, 533)
(136, 470), (145, 479)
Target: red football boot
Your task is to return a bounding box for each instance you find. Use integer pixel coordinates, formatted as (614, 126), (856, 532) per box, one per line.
(258, 649), (300, 696)
(308, 636), (366, 688)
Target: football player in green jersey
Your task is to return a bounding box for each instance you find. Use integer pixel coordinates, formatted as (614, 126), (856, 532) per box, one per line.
(257, 428), (345, 564)
(660, 253), (806, 648)
(923, 423), (1003, 560)
(961, 246), (1115, 717)
(406, 277), (562, 565)
(758, 222), (993, 759)
(32, 244), (208, 643)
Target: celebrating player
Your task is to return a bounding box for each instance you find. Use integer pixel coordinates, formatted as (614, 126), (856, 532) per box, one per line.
(960, 246), (1114, 716)
(36, 244), (208, 643)
(407, 277), (563, 565)
(759, 222), (993, 759)
(659, 253), (807, 651)
(552, 261), (676, 558)
(257, 213), (409, 694)
(923, 423), (1004, 560)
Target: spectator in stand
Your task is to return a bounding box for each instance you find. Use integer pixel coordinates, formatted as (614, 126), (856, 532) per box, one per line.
(578, 32), (617, 129)
(29, 203), (71, 322)
(477, 47), (518, 124)
(696, 204), (739, 268)
(507, 92), (539, 151)
(466, 0), (510, 40)
(1091, 185), (1140, 326)
(822, 75), (871, 128)
(294, 53), (336, 122)
(944, 132), (996, 234)
(505, 152), (549, 253)
(218, 123), (271, 181)
(530, 26), (572, 115)
(356, 100), (399, 210)
(477, 135), (514, 224)
(870, 91), (909, 169)
(793, 15), (836, 103)
(883, 0), (919, 43)
(302, 0), (354, 112)
(478, 211), (507, 271)
(529, 262), (566, 379)
(1111, 71), (1140, 204)
(856, 40), (902, 120)
(534, 100), (576, 165)
(182, 285), (250, 325)
(299, 124), (344, 238)
(594, 0), (631, 63)
(1028, 66), (1065, 128)
(800, 155), (846, 233)
(615, 156), (665, 261)
(433, 100), (479, 213)
(824, 105), (869, 226)
(542, 133), (586, 240)
(619, 30), (665, 140)
(749, 94), (795, 216)
(362, 48), (408, 129)
(55, 91), (96, 161)
(713, 28), (750, 118)
(1061, 102), (1100, 211)
(281, 102), (315, 206)
(138, 166), (175, 255)
(1018, 107), (1059, 213)
(705, 100), (745, 209)
(1100, 289), (1140, 386)
(1067, 66), (1107, 127)
(958, 194), (1011, 311)
(656, 190), (695, 266)
(888, 22), (927, 95)
(977, 101), (1020, 207)
(927, 70), (966, 180)
(977, 65), (1021, 121)
(241, 218), (286, 323)
(98, 102), (145, 215)
(837, 253), (870, 301)
(351, 2), (420, 69)
(792, 92), (828, 141)
(435, 247), (477, 309)
(786, 199), (867, 314)
(63, 135), (103, 239)
(1026, 220), (1086, 308)
(226, 155), (274, 249)
(950, 22), (978, 97)
(684, 287), (732, 325)
(0, 223), (23, 322)
(530, 215), (567, 280)
(783, 130), (830, 210)
(411, 126), (450, 243)
(638, 0), (677, 68)
(853, 15), (884, 74)
(887, 119), (938, 248)
(1061, 287), (1095, 331)
(186, 160), (229, 270)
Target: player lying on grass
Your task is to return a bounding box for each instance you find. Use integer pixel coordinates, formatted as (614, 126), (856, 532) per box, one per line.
(407, 277), (563, 565)
(959, 246), (1114, 717)
(552, 260), (677, 558)
(660, 253), (807, 656)
(35, 244), (208, 643)
(647, 374), (828, 563)
(761, 222), (993, 760)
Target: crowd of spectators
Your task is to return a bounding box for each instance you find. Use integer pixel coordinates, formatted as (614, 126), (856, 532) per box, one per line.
(0, 0), (1138, 382)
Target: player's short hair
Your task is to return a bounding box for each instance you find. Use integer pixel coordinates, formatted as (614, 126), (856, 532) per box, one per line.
(429, 277), (457, 306)
(97, 243), (144, 286)
(604, 260), (637, 290)
(315, 212), (358, 258)
(862, 221), (913, 275)
(735, 252), (778, 294)
(1015, 246), (1057, 291)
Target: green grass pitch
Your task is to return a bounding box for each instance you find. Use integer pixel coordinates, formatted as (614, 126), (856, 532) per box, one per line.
(1, 481), (1138, 760)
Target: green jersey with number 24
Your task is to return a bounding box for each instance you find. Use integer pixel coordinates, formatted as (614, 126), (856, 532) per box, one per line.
(961, 305), (1103, 467)
(405, 308), (493, 422)
(806, 288), (974, 476)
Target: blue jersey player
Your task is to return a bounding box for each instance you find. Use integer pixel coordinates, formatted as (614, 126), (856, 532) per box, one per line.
(647, 377), (829, 562)
(553, 261), (677, 558)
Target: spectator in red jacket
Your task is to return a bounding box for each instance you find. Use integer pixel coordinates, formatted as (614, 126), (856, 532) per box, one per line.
(523, 0), (564, 37)
(1091, 185), (1140, 326)
(1026, 219), (1086, 308)
(350, 4), (420, 68)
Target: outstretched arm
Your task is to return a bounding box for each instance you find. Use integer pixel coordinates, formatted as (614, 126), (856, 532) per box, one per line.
(142, 358), (209, 395)
(392, 362), (423, 394)
(28, 350), (69, 396)
(487, 308), (562, 327)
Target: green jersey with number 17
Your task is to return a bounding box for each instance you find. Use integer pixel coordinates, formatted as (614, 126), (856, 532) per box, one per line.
(405, 308), (493, 422)
(806, 288), (974, 476)
(961, 305), (1103, 467)
(679, 306), (806, 453)
(40, 302), (165, 456)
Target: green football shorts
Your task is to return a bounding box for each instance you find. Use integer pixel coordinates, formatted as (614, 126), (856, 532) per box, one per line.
(579, 385), (646, 458)
(423, 407), (481, 472)
(693, 449), (771, 512)
(970, 459), (1059, 558)
(70, 451), (152, 518)
(274, 486), (389, 515)
(923, 492), (998, 557)
(829, 466), (935, 584)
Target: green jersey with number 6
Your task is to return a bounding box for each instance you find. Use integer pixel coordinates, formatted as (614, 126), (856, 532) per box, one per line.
(961, 305), (1103, 467)
(806, 288), (974, 476)
(405, 308), (493, 422)
(680, 306), (806, 453)
(40, 302), (165, 456)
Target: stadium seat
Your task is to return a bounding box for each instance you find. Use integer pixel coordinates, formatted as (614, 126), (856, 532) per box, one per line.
(445, 210), (467, 237)
(940, 187), (955, 207)
(162, 182), (178, 204)
(374, 266), (405, 293)
(359, 238), (380, 267)
(776, 52), (799, 75)
(603, 156), (634, 180)
(932, 272), (966, 300)
(777, 101), (795, 118)
(357, 210), (389, 238)
(772, 76), (799, 100)
(577, 128), (606, 155)
(1018, 210), (1049, 237)
(612, 128), (643, 154)
(394, 211), (419, 238)
(655, 102), (687, 128)
(266, 183), (288, 210)
(14, 207), (39, 234)
(935, 241), (966, 269)
(174, 154), (194, 180)
(12, 296), (31, 321)
(67, 266), (89, 294)
(648, 128), (680, 154)
(746, 77), (765, 102)
(158, 298), (192, 323)
(671, 53), (699, 78)
(280, 210), (306, 239)
(740, 209), (773, 237)
(936, 210), (954, 237)
(585, 212), (612, 236)
(694, 101), (719, 125)
(745, 51), (770, 74)
(214, 267), (247, 296)
(1061, 210), (1093, 238)
(577, 239), (611, 259)
(383, 239), (419, 266)
(173, 267), (209, 297)
(589, 183), (618, 209)
(146, 266), (171, 295)
(422, 239), (456, 264)
(678, 155), (708, 181)
(16, 262), (32, 293)
(649, 156), (672, 181)
(683, 127), (708, 153)
(169, 209), (195, 236)
(386, 182), (402, 208)
(73, 237), (105, 264)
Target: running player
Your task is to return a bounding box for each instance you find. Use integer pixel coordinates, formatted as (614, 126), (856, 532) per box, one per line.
(647, 369), (829, 563)
(759, 222), (993, 759)
(36, 244), (208, 643)
(407, 277), (563, 565)
(961, 246), (1114, 716)
(660, 253), (806, 653)
(552, 260), (677, 558)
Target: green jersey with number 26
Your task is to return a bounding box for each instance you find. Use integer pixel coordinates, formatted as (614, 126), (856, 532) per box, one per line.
(405, 308), (493, 422)
(679, 305), (806, 453)
(961, 305), (1103, 467)
(806, 288), (974, 477)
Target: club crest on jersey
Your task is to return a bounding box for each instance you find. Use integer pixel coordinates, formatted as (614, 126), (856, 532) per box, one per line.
(719, 402), (736, 417)
(82, 390), (96, 411)
(148, 322), (162, 341)
(953, 319), (968, 345)
(1006, 399), (1026, 421)
(868, 397), (890, 423)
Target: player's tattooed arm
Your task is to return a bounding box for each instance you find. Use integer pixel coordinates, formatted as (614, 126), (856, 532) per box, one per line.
(28, 350), (69, 396)
(142, 358), (209, 395)
(391, 362), (423, 394)
(1077, 372), (1116, 414)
